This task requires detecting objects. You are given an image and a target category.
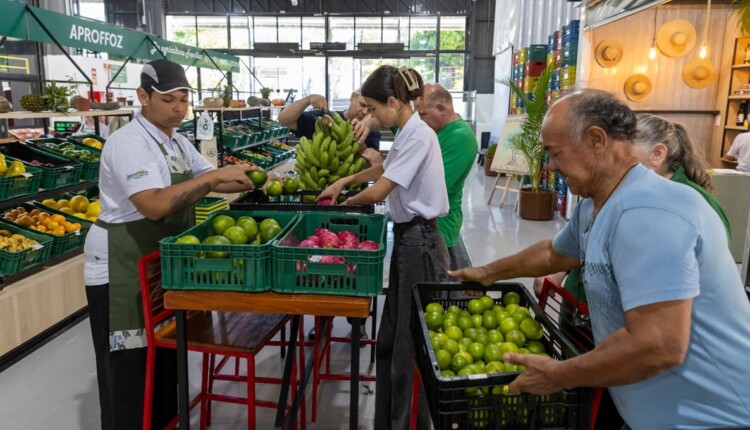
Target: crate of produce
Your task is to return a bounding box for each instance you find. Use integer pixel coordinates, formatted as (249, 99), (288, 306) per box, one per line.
(195, 197), (229, 224)
(216, 124), (251, 149)
(159, 210), (298, 292)
(0, 155), (43, 201)
(0, 141), (83, 190)
(0, 219), (54, 276)
(232, 149), (273, 169)
(412, 282), (593, 430)
(26, 138), (101, 180)
(231, 189), (374, 214)
(2, 203), (92, 256)
(273, 212), (386, 297)
(67, 134), (105, 150)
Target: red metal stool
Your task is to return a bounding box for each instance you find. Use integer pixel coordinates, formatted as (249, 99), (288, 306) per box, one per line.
(138, 250), (305, 430)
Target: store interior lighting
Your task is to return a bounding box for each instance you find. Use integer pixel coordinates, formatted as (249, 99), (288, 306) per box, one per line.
(649, 6), (658, 61)
(698, 0), (712, 60)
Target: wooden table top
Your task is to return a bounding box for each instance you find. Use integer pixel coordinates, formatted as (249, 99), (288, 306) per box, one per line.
(164, 290), (372, 318)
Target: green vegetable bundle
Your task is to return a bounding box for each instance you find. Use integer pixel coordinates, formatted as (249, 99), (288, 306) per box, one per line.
(294, 112), (366, 190)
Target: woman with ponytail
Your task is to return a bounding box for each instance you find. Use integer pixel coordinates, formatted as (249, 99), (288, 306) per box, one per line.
(317, 65), (449, 429)
(633, 113), (730, 238)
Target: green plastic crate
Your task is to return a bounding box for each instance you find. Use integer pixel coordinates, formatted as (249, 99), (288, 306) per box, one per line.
(26, 138), (101, 180)
(159, 210), (298, 292)
(0, 220), (54, 276)
(0, 141), (82, 191)
(272, 212), (386, 297)
(194, 197), (229, 225)
(1, 203), (92, 256)
(0, 156), (42, 201)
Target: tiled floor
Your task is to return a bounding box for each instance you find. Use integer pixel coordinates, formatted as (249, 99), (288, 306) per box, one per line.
(0, 163), (567, 429)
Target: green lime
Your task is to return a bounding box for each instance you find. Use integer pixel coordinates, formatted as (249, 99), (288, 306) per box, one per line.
(175, 234), (200, 244)
(503, 292), (521, 306)
(247, 170), (267, 187)
(425, 302), (445, 315)
(211, 215), (235, 235)
(283, 177), (299, 194)
(267, 180), (283, 197)
(223, 226), (249, 244)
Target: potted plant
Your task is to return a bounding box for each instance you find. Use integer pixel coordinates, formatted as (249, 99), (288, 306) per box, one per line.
(734, 0), (750, 34)
(66, 75), (92, 111)
(221, 84), (232, 108)
(42, 81), (75, 114)
(500, 64), (556, 220)
(484, 143), (498, 177)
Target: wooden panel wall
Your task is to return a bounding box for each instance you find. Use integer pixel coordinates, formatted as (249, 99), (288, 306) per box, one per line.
(582, 2), (738, 164)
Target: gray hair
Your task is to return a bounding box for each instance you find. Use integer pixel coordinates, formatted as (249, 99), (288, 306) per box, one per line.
(424, 84), (454, 108)
(562, 89), (638, 143)
(634, 113), (712, 191)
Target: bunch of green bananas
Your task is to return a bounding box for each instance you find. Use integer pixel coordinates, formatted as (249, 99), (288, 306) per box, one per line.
(294, 112), (366, 190)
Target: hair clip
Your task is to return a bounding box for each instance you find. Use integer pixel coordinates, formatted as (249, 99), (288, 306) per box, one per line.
(397, 67), (420, 92)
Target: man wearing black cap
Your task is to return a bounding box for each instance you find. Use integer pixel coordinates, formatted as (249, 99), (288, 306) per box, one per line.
(84, 59), (260, 429)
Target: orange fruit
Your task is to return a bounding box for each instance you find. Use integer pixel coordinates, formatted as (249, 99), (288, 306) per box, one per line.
(51, 214), (65, 223)
(46, 221), (59, 230)
(36, 225), (47, 232)
(52, 227), (66, 236)
(65, 223), (80, 233)
(40, 218), (51, 227)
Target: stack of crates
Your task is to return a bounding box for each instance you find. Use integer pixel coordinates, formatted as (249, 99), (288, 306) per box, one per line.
(524, 45), (549, 100)
(511, 48), (528, 114)
(547, 31), (561, 104)
(194, 197), (229, 225)
(561, 19), (580, 93)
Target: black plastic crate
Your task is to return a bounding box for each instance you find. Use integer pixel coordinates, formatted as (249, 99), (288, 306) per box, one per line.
(230, 190), (374, 214)
(412, 282), (593, 430)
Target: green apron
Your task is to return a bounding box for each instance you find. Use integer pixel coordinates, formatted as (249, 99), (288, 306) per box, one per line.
(96, 118), (195, 351)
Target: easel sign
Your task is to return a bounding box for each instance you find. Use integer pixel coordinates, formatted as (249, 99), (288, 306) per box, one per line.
(487, 116), (527, 208)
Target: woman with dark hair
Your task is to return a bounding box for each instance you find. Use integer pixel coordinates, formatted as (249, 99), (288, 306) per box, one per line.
(317, 65), (449, 429)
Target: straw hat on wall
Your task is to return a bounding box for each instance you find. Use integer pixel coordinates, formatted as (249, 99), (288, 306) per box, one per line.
(682, 58), (716, 89)
(624, 74), (652, 102)
(656, 19), (696, 57)
(595, 40), (623, 68)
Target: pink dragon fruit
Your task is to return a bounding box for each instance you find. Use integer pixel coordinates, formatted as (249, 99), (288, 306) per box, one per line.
(358, 240), (379, 251)
(315, 228), (333, 237)
(303, 235), (320, 245)
(318, 231), (341, 248)
(317, 197), (333, 206)
(299, 239), (320, 248)
(337, 230), (360, 249)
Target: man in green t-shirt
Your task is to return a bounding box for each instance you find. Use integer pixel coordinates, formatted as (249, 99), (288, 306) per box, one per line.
(415, 83), (478, 276)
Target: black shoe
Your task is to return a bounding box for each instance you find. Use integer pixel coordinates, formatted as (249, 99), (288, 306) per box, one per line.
(308, 327), (316, 341)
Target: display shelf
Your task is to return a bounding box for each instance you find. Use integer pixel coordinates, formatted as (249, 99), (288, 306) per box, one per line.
(726, 125), (749, 131)
(733, 64), (750, 70)
(722, 37), (750, 157)
(728, 95), (750, 100)
(0, 109), (134, 120)
(194, 106), (262, 112)
(0, 180), (98, 212)
(224, 133), (294, 153)
(0, 248), (82, 289)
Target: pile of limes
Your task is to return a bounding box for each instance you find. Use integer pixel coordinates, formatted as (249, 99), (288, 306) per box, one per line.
(175, 214), (284, 250)
(424, 292), (549, 396)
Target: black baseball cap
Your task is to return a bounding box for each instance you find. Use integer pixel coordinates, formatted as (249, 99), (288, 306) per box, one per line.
(140, 59), (193, 94)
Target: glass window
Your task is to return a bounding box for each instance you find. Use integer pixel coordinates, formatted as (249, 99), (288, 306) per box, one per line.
(278, 17), (301, 45)
(200, 68), (227, 101)
(328, 57), (354, 106)
(302, 17), (326, 49)
(356, 17), (382, 45)
(382, 17), (408, 46)
(196, 16), (228, 49)
(438, 54), (464, 90)
(410, 16), (437, 50)
(301, 57), (326, 97)
(329, 17), (354, 50)
(254, 17), (278, 44)
(229, 16), (251, 50)
(78, 0), (105, 22)
(166, 16), (197, 46)
(440, 16), (466, 50)
(410, 57), (436, 83)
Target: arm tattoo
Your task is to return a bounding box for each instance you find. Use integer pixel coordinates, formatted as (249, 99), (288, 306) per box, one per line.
(170, 182), (211, 213)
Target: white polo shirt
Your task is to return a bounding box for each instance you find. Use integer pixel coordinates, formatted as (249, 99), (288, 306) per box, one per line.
(84, 113), (215, 285)
(382, 113), (448, 223)
(728, 131), (750, 173)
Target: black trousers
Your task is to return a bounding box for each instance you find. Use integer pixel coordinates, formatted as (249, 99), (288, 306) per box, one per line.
(375, 217), (449, 430)
(86, 284), (178, 430)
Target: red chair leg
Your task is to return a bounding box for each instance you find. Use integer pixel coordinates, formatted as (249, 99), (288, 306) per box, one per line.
(142, 344), (156, 430)
(200, 353), (209, 430)
(591, 387), (603, 430)
(298, 320), (306, 430)
(206, 353), (216, 426)
(311, 317), (320, 423)
(247, 357), (256, 430)
(409, 370), (420, 430)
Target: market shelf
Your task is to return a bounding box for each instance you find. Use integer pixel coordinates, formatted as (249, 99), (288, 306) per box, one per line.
(725, 125), (749, 131)
(224, 133), (295, 153)
(0, 180), (98, 212)
(193, 106), (263, 112)
(728, 95), (750, 100)
(0, 247), (82, 289)
(732, 64), (750, 70)
(0, 109), (135, 120)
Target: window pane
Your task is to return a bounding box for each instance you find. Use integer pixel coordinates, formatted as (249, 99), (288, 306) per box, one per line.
(278, 17), (301, 45)
(301, 57), (326, 98)
(302, 17), (326, 49)
(382, 17), (407, 46)
(439, 54), (464, 90)
(254, 17), (277, 44)
(440, 16), (466, 50)
(233, 56), (253, 97)
(200, 68), (227, 101)
(410, 57), (436, 83)
(329, 57), (354, 107)
(410, 16), (437, 50)
(329, 17), (354, 50)
(356, 17), (381, 45)
(230, 16), (251, 49)
(253, 57), (280, 94)
(196, 16), (228, 49)
(166, 16), (197, 46)
(78, 0), (105, 22)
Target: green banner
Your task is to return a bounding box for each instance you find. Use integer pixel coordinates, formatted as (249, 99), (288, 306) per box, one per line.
(0, 0), (239, 73)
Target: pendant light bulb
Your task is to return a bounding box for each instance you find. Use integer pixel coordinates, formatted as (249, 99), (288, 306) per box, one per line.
(649, 46), (657, 60)
(699, 45), (708, 59)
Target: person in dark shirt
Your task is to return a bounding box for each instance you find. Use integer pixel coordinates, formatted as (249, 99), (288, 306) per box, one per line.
(278, 92), (383, 166)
